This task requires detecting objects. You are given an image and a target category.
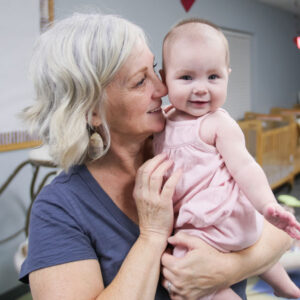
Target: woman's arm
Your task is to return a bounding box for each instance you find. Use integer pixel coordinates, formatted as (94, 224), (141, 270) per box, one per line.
(29, 260), (104, 300)
(29, 235), (168, 300)
(29, 154), (181, 300)
(161, 220), (292, 300)
(228, 221), (292, 281)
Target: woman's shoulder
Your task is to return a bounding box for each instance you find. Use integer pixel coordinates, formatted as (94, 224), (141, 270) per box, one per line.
(35, 164), (95, 207)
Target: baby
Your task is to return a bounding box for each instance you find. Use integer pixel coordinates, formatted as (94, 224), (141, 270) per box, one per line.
(154, 18), (300, 299)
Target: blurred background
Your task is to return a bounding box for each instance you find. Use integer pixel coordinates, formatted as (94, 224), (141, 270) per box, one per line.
(0, 0), (299, 299)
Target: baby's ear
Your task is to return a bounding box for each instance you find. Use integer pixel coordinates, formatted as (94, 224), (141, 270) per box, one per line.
(159, 69), (166, 84)
(228, 67), (232, 74)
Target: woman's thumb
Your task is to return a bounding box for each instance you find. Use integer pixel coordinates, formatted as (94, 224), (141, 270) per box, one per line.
(168, 231), (199, 251)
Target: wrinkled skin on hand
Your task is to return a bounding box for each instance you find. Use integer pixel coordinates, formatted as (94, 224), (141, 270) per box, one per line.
(161, 232), (230, 300)
(133, 153), (182, 242)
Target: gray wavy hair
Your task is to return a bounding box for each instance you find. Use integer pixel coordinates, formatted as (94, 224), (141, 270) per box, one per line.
(23, 13), (146, 171)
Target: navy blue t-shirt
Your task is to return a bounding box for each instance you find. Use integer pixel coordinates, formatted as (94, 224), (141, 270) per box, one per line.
(20, 165), (246, 299)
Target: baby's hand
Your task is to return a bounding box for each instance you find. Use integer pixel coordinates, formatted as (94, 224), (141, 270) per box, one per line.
(263, 203), (300, 240)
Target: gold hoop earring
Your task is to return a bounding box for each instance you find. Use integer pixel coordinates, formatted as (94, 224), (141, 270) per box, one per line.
(88, 131), (104, 160)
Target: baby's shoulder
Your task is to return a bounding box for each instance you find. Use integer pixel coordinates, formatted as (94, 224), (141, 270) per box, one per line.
(201, 110), (240, 142)
(205, 109), (237, 128)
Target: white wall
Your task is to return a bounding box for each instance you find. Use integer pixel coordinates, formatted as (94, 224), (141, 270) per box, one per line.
(0, 0), (299, 295)
(0, 0), (39, 133)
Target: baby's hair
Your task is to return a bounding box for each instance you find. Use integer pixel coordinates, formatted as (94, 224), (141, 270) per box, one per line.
(163, 17), (230, 68)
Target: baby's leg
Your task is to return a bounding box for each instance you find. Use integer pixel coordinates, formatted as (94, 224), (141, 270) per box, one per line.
(212, 288), (241, 300)
(263, 203), (300, 239)
(260, 262), (300, 298)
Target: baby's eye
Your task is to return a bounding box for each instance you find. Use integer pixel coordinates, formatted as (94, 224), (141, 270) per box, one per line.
(180, 75), (192, 80)
(209, 74), (219, 80)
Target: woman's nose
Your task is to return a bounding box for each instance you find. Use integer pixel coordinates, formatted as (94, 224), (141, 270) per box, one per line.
(153, 75), (168, 99)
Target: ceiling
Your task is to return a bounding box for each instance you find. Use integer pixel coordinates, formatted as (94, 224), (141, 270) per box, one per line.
(255, 0), (300, 16)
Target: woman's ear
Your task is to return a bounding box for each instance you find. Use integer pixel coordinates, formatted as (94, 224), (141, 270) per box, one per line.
(159, 69), (166, 84)
(228, 67), (232, 74)
(91, 110), (102, 127)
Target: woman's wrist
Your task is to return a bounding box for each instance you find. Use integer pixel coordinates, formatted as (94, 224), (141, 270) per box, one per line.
(222, 251), (246, 286)
(138, 231), (169, 253)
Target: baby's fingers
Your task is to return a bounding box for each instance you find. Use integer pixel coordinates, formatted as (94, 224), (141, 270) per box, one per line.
(288, 222), (300, 240)
(163, 104), (174, 114)
(161, 169), (182, 200)
(286, 226), (300, 240)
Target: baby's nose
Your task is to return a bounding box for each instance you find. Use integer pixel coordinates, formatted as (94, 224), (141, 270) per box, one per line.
(193, 85), (207, 94)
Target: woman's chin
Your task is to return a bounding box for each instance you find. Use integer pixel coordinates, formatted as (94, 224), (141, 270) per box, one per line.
(153, 122), (166, 134)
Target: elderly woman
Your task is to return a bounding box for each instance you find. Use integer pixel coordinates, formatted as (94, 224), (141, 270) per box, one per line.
(20, 13), (291, 300)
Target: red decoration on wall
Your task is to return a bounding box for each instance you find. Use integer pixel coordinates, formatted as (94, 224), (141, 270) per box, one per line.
(294, 36), (300, 49)
(181, 0), (195, 12)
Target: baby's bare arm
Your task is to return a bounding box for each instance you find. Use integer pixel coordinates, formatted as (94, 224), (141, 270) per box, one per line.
(203, 111), (277, 213)
(202, 111), (300, 238)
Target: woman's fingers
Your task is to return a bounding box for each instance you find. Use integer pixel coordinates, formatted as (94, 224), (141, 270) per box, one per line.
(161, 269), (187, 300)
(134, 153), (167, 193)
(161, 252), (178, 271)
(140, 153), (168, 186)
(161, 169), (182, 200)
(133, 154), (182, 239)
(135, 153), (181, 198)
(162, 266), (178, 288)
(167, 231), (207, 252)
(149, 159), (174, 195)
(161, 277), (182, 299)
(161, 234), (225, 299)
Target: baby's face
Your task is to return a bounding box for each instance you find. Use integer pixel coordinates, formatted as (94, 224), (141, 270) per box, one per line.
(163, 30), (230, 118)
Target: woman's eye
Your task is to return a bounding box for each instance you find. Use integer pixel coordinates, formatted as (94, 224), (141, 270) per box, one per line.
(180, 75), (192, 80)
(136, 77), (146, 87)
(153, 63), (158, 74)
(209, 74), (219, 80)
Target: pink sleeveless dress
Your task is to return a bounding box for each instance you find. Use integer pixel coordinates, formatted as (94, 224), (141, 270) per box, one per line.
(153, 110), (263, 257)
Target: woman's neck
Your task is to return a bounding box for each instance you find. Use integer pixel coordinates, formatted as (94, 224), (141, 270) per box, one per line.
(88, 135), (149, 177)
(86, 137), (150, 225)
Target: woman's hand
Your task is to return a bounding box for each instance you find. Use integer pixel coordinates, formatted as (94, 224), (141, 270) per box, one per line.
(161, 232), (229, 300)
(133, 153), (182, 243)
(161, 221), (292, 300)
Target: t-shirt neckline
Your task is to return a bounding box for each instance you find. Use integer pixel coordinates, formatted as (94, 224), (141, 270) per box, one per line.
(78, 164), (139, 236)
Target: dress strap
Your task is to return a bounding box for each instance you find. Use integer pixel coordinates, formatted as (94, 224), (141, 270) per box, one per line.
(196, 108), (229, 129)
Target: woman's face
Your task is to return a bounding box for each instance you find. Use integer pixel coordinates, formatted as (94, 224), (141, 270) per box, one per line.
(104, 42), (167, 142)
